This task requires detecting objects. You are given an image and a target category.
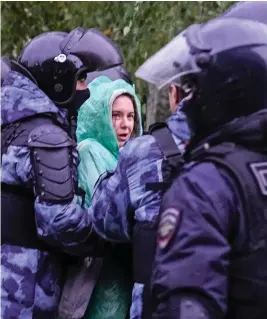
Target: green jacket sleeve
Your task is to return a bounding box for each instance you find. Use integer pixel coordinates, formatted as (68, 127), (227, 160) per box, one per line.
(78, 138), (118, 208)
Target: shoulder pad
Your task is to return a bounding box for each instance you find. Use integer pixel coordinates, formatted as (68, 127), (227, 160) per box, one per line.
(28, 124), (76, 203)
(28, 124), (75, 148)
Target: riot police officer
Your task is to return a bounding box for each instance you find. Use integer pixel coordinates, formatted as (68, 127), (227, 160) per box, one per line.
(135, 17), (267, 319)
(1, 27), (123, 318)
(86, 64), (133, 85)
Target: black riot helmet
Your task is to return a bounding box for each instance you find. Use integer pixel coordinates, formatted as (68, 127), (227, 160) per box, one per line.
(86, 65), (133, 85)
(16, 27), (123, 106)
(1, 56), (11, 85)
(136, 18), (267, 138)
(221, 1), (267, 25)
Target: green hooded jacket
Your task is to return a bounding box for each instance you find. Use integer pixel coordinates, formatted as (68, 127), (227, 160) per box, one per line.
(58, 77), (142, 319)
(76, 76), (143, 208)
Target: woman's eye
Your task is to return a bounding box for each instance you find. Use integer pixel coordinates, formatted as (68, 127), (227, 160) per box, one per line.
(112, 113), (120, 119)
(128, 114), (134, 120)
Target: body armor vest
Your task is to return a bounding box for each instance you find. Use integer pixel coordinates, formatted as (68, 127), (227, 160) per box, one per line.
(134, 123), (267, 319)
(1, 115), (76, 251)
(195, 143), (267, 319)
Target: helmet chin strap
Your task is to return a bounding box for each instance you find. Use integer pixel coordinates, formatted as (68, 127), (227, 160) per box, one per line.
(10, 60), (38, 85)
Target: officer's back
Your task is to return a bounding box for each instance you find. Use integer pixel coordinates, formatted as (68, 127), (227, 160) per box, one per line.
(135, 16), (267, 319)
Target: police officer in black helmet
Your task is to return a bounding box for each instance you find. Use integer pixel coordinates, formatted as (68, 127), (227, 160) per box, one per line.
(86, 64), (133, 86)
(1, 27), (123, 318)
(136, 10), (267, 319)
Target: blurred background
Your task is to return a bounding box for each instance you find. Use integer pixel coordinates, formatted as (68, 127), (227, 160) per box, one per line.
(1, 1), (233, 128)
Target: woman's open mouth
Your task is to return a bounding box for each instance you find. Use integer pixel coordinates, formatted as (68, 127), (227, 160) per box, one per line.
(118, 133), (129, 141)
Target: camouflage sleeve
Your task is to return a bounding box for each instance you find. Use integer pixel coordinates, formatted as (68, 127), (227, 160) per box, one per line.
(2, 145), (99, 256)
(90, 135), (164, 242)
(1, 145), (32, 185)
(34, 196), (96, 256)
(34, 147), (100, 256)
(89, 149), (131, 242)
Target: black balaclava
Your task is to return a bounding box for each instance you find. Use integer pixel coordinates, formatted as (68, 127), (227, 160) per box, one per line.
(67, 89), (90, 118)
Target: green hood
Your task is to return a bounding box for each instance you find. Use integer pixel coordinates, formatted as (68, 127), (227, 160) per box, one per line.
(76, 76), (143, 159)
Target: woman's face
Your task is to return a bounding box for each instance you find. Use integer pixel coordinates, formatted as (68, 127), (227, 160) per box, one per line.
(112, 95), (135, 147)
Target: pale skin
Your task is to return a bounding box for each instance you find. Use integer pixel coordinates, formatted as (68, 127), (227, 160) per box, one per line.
(168, 84), (180, 113)
(112, 95), (135, 147)
(76, 78), (87, 91)
(76, 79), (136, 147)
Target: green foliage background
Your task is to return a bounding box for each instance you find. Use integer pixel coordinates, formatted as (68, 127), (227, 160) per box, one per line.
(1, 1), (233, 116)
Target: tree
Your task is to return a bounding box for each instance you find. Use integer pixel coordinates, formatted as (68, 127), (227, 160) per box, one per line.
(1, 1), (233, 125)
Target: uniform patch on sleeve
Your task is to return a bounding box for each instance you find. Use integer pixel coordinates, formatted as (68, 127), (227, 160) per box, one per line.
(157, 208), (181, 249)
(250, 162), (267, 196)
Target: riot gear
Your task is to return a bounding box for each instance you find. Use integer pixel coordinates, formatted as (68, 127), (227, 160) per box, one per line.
(16, 27), (123, 107)
(136, 18), (267, 138)
(86, 65), (133, 85)
(135, 15), (267, 319)
(221, 1), (267, 24)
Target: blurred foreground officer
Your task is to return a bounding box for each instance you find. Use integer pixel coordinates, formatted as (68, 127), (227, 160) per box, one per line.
(1, 27), (123, 318)
(221, 0), (267, 24)
(136, 17), (267, 319)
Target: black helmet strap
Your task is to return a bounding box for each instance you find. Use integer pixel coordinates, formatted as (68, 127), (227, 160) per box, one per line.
(10, 60), (38, 85)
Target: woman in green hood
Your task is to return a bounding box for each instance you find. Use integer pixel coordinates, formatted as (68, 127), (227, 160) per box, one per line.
(77, 75), (143, 207)
(58, 75), (143, 319)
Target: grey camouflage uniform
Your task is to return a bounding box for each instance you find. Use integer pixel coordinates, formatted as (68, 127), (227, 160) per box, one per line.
(89, 103), (190, 319)
(1, 71), (96, 319)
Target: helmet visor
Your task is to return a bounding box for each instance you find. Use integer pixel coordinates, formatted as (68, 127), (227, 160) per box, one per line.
(136, 18), (267, 89)
(135, 31), (201, 89)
